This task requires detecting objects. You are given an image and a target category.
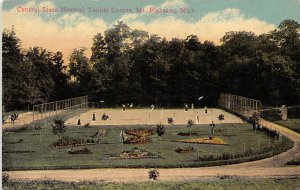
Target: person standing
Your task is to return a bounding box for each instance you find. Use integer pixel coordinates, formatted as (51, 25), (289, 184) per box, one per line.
(120, 131), (125, 143)
(92, 112), (96, 121)
(210, 121), (215, 138)
(185, 104), (188, 111)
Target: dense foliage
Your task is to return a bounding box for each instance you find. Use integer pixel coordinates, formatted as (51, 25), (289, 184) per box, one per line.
(52, 117), (67, 138)
(3, 20), (300, 111)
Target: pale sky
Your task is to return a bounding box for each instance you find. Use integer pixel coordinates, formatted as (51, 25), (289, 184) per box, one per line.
(3, 0), (300, 61)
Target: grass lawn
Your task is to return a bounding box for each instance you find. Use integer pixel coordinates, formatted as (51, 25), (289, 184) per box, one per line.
(3, 117), (293, 170)
(274, 119), (300, 134)
(3, 177), (300, 190)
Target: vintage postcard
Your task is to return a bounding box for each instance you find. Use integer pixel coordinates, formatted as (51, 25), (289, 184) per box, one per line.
(2, 0), (300, 189)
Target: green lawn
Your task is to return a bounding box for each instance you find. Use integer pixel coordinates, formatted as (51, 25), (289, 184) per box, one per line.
(3, 117), (293, 170)
(3, 177), (300, 190)
(274, 119), (300, 134)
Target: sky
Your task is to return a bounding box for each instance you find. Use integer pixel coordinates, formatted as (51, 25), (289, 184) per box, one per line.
(3, 0), (300, 61)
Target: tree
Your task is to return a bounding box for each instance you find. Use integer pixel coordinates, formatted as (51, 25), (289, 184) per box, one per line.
(52, 117), (67, 138)
(49, 51), (69, 100)
(3, 19), (300, 111)
(2, 27), (30, 110)
(25, 47), (55, 103)
(91, 33), (107, 62)
(69, 47), (92, 94)
(270, 20), (300, 103)
(2, 29), (60, 110)
(104, 21), (132, 62)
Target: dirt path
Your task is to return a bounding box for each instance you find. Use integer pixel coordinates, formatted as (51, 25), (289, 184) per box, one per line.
(2, 112), (33, 129)
(5, 112), (300, 182)
(6, 166), (300, 182)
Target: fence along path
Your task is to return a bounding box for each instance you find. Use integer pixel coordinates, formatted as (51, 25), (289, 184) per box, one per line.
(218, 93), (300, 166)
(32, 96), (88, 121)
(218, 93), (262, 118)
(2, 96), (88, 129)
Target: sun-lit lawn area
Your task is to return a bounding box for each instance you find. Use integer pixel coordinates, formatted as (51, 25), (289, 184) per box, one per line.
(3, 118), (293, 170)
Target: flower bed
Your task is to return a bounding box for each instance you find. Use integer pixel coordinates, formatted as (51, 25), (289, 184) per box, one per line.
(124, 137), (150, 144)
(109, 147), (159, 159)
(175, 137), (228, 145)
(54, 136), (100, 147)
(54, 137), (85, 147)
(124, 129), (154, 137)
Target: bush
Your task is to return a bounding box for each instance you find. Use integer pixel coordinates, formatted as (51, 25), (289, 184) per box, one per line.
(2, 173), (9, 184)
(197, 148), (272, 162)
(53, 136), (84, 147)
(52, 117), (67, 138)
(257, 125), (280, 139)
(102, 114), (109, 120)
(156, 124), (165, 136)
(167, 117), (174, 124)
(68, 147), (92, 154)
(148, 170), (159, 180)
(186, 119), (194, 128)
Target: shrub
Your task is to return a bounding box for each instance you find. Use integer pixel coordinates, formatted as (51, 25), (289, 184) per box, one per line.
(102, 114), (109, 120)
(148, 170), (159, 180)
(186, 119), (194, 128)
(156, 124), (165, 136)
(256, 125), (280, 139)
(218, 114), (225, 120)
(68, 147), (92, 154)
(286, 159), (300, 165)
(197, 148), (271, 162)
(53, 136), (84, 147)
(52, 117), (67, 138)
(167, 117), (174, 124)
(2, 173), (9, 184)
